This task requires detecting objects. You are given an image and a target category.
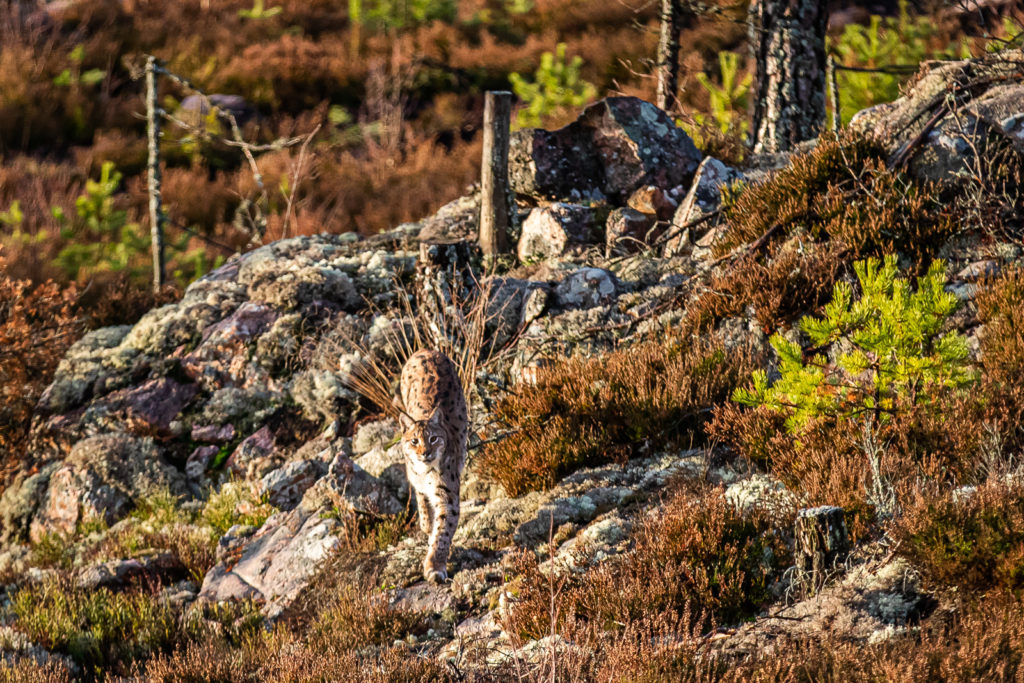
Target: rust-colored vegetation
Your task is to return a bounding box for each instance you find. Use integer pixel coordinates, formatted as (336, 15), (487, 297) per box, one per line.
(478, 339), (758, 496)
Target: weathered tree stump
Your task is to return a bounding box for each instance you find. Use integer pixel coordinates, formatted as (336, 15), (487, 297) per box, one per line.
(794, 505), (849, 595)
(748, 0), (828, 153)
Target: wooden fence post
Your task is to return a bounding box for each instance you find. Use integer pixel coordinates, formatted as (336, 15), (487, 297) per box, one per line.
(145, 56), (166, 292)
(479, 91), (513, 259)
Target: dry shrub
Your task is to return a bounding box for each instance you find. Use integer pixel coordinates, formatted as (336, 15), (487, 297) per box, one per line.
(709, 392), (992, 540)
(895, 480), (1024, 592)
(0, 255), (82, 478)
(479, 338), (757, 496)
(691, 239), (848, 333)
(719, 135), (952, 267)
(138, 635), (452, 683)
(503, 483), (790, 643)
(706, 592), (1024, 682)
(75, 271), (182, 329)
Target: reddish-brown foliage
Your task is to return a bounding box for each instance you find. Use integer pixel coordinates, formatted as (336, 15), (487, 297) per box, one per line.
(0, 252), (82, 478)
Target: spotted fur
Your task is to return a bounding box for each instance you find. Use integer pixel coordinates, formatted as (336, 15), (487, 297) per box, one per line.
(399, 350), (467, 583)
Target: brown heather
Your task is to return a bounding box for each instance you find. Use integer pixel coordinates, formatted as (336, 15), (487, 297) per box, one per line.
(502, 483), (790, 644)
(0, 254), (82, 481)
(478, 338), (758, 496)
(717, 134), (953, 266)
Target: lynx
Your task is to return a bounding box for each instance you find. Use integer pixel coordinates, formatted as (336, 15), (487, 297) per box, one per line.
(398, 350), (468, 583)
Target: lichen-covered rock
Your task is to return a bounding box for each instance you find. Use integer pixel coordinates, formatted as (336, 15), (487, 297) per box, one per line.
(181, 301), (279, 389)
(416, 193), (482, 242)
(0, 463), (59, 543)
(196, 386), (282, 437)
(119, 280), (247, 357)
(582, 97), (701, 198)
(665, 157), (743, 257)
(352, 418), (399, 456)
(81, 377), (198, 434)
(718, 556), (933, 652)
(725, 474), (799, 523)
(849, 51), (1024, 185)
(301, 453), (402, 517)
(510, 97), (701, 202)
(290, 369), (355, 423)
(36, 325), (138, 414)
(517, 203), (602, 262)
(28, 434), (187, 543)
(553, 267), (617, 310)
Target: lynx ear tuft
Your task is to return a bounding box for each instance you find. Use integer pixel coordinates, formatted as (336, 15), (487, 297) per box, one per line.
(427, 407), (443, 427)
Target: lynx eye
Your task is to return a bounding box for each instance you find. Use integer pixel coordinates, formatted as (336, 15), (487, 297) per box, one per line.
(429, 435), (440, 445)
(410, 438), (420, 446)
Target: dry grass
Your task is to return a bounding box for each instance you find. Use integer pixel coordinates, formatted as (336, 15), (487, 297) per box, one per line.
(479, 338), (757, 496)
(328, 272), (513, 422)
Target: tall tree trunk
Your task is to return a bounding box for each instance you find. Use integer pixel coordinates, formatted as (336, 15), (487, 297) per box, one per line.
(748, 0), (828, 154)
(656, 0), (683, 112)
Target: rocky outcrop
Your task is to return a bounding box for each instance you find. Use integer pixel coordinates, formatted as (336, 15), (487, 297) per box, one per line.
(510, 96), (702, 202)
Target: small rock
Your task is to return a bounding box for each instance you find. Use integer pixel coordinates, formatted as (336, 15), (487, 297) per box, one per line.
(257, 459), (323, 510)
(605, 207), (660, 256)
(191, 424), (236, 443)
(226, 425), (277, 479)
(76, 552), (183, 591)
(517, 203), (602, 262)
(186, 445), (222, 482)
(29, 433), (187, 543)
(554, 268), (618, 310)
(666, 157), (743, 257)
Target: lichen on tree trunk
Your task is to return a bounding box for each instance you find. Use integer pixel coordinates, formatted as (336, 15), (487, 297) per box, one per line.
(748, 0), (827, 154)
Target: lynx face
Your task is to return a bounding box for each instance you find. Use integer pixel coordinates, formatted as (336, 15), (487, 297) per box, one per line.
(401, 414), (447, 463)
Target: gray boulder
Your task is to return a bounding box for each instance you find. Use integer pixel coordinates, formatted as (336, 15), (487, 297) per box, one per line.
(665, 157), (743, 257)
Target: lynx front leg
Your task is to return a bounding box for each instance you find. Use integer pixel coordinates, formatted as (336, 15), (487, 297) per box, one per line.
(415, 490), (433, 536)
(424, 497), (460, 584)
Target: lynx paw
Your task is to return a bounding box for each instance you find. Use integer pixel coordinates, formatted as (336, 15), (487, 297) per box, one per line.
(424, 568), (449, 584)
